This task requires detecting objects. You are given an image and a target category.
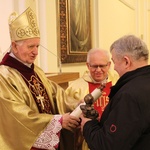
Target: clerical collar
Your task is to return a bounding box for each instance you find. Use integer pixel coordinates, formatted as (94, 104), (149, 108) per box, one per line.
(9, 52), (32, 68)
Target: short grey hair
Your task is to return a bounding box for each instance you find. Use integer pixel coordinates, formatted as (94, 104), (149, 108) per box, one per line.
(15, 40), (24, 46)
(110, 35), (149, 61)
(87, 48), (110, 63)
(10, 40), (24, 52)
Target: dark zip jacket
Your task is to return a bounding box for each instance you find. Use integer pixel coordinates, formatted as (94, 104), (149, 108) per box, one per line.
(83, 65), (150, 150)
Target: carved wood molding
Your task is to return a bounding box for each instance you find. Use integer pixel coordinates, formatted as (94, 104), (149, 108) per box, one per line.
(58, 0), (91, 63)
(58, 0), (68, 63)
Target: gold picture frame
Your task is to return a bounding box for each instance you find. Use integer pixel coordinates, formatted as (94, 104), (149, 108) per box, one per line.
(57, 0), (92, 63)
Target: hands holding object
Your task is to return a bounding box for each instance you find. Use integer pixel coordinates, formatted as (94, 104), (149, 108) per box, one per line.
(70, 83), (106, 119)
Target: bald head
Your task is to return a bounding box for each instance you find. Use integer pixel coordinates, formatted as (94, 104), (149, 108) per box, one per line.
(87, 48), (110, 63)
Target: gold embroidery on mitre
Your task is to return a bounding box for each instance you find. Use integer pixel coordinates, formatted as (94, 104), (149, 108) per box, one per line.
(8, 7), (40, 41)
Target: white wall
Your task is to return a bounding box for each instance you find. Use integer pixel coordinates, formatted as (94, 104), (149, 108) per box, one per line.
(0, 0), (14, 55)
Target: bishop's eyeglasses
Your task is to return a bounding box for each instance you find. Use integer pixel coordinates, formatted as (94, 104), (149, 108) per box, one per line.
(88, 63), (109, 71)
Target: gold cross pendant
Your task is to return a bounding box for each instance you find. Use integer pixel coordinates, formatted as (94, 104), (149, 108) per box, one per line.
(37, 94), (45, 110)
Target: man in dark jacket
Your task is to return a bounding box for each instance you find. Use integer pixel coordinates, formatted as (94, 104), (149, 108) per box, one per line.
(80, 35), (150, 150)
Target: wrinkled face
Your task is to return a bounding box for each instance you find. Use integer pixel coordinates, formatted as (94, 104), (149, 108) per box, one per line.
(87, 51), (111, 82)
(12, 38), (40, 64)
(111, 49), (127, 77)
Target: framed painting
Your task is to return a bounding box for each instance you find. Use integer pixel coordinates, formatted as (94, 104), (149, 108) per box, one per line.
(57, 0), (92, 63)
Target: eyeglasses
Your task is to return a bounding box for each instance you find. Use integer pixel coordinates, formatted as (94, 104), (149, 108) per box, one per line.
(89, 63), (109, 70)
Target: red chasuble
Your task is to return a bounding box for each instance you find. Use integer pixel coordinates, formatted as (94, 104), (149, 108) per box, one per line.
(88, 82), (112, 118)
